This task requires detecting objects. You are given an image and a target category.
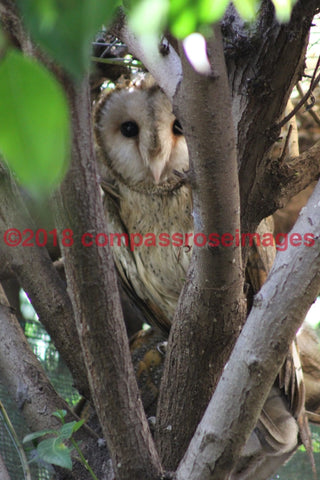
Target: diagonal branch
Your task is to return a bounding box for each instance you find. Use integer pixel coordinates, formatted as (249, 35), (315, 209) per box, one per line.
(112, 9), (182, 101)
(0, 283), (101, 480)
(263, 138), (320, 214)
(0, 282), (71, 429)
(176, 178), (320, 480)
(0, 162), (89, 397)
(277, 56), (320, 129)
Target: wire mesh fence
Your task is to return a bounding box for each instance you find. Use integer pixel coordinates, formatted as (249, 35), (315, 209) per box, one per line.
(0, 312), (80, 480)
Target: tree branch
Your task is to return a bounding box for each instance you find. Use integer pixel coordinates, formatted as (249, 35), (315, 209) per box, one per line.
(53, 77), (163, 480)
(0, 283), (106, 480)
(277, 57), (320, 129)
(112, 9), (182, 100)
(156, 25), (246, 469)
(222, 0), (319, 233)
(0, 163), (89, 397)
(0, 283), (70, 431)
(263, 138), (320, 214)
(176, 178), (320, 480)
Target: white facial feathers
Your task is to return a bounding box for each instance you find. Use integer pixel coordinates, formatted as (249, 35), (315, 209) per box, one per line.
(95, 80), (189, 186)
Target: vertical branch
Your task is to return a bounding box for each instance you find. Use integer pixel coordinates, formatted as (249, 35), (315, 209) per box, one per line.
(156, 25), (246, 469)
(53, 77), (162, 480)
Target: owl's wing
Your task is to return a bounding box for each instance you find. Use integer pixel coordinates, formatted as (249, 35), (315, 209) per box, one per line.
(102, 180), (171, 334)
(297, 324), (320, 423)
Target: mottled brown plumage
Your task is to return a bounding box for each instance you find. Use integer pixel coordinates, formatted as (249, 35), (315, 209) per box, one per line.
(94, 75), (192, 331)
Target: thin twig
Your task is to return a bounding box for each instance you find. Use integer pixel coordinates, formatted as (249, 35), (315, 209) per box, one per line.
(277, 56), (320, 129)
(279, 124), (293, 162)
(296, 82), (320, 127)
(91, 56), (143, 67)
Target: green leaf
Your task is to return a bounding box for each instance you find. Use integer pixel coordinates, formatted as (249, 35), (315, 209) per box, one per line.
(199, 0), (230, 24)
(72, 418), (86, 434)
(129, 0), (169, 36)
(0, 49), (70, 197)
(59, 422), (77, 440)
(168, 0), (232, 39)
(37, 437), (73, 470)
(170, 6), (198, 38)
(271, 0), (296, 22)
(233, 0), (259, 21)
(16, 0), (118, 79)
(23, 429), (58, 443)
(52, 409), (67, 422)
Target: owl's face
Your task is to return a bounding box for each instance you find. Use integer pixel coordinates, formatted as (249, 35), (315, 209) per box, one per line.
(95, 80), (189, 186)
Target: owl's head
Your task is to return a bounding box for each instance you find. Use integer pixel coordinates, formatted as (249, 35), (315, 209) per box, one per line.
(94, 76), (189, 187)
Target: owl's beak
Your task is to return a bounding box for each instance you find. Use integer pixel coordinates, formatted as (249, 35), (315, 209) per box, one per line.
(140, 142), (168, 184)
(149, 160), (166, 184)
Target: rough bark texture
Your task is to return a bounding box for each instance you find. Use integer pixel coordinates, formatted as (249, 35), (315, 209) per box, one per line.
(0, 284), (109, 480)
(224, 0), (318, 231)
(264, 139), (320, 213)
(155, 25), (246, 470)
(0, 283), (68, 431)
(53, 78), (163, 480)
(0, 163), (89, 397)
(177, 178), (320, 480)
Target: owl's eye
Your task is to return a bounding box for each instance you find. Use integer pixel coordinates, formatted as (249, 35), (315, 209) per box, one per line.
(172, 119), (183, 136)
(120, 121), (139, 138)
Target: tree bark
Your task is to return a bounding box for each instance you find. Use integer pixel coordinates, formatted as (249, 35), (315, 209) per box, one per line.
(112, 9), (182, 101)
(176, 178), (320, 480)
(0, 283), (69, 431)
(156, 25), (246, 470)
(53, 77), (163, 480)
(264, 138), (320, 214)
(0, 163), (89, 397)
(223, 0), (319, 231)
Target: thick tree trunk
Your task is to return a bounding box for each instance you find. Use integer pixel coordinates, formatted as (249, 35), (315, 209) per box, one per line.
(156, 25), (246, 469)
(53, 78), (163, 480)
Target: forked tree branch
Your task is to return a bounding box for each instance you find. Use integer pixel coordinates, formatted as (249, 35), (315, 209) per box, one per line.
(177, 178), (320, 480)
(263, 138), (320, 215)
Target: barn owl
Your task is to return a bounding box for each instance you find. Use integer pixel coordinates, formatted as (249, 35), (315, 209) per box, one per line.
(94, 75), (193, 331)
(94, 75), (313, 479)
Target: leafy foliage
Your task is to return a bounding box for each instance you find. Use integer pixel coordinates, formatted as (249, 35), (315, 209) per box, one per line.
(23, 410), (91, 473)
(129, 0), (298, 38)
(0, 49), (70, 197)
(16, 0), (119, 79)
(0, 0), (297, 197)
